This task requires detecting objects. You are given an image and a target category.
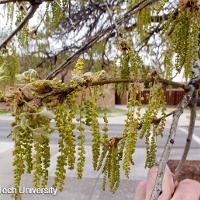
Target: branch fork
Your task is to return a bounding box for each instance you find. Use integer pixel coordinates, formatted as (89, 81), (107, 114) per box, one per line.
(149, 60), (200, 200)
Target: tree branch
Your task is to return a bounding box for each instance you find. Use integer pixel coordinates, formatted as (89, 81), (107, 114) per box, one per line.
(0, 3), (40, 50)
(0, 0), (13, 4)
(6, 74), (185, 112)
(0, 0), (52, 3)
(46, 0), (158, 80)
(152, 110), (175, 125)
(105, 0), (120, 36)
(150, 85), (195, 200)
(149, 60), (200, 200)
(174, 90), (197, 180)
(34, 3), (174, 69)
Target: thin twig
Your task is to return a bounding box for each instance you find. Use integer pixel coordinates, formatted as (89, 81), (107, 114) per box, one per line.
(0, 3), (40, 50)
(34, 8), (47, 32)
(0, 0), (52, 3)
(0, 0), (13, 4)
(105, 0), (120, 36)
(33, 7), (173, 68)
(46, 0), (158, 80)
(137, 23), (163, 52)
(152, 110), (175, 125)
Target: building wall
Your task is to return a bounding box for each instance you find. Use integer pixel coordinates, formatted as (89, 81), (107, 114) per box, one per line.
(56, 68), (115, 107)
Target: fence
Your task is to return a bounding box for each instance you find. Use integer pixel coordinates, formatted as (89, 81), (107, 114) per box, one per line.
(115, 89), (200, 106)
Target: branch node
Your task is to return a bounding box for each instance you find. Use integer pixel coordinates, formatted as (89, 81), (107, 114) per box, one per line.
(170, 139), (174, 144)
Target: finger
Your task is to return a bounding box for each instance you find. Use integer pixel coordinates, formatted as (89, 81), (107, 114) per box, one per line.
(145, 166), (175, 200)
(171, 179), (200, 200)
(134, 181), (147, 200)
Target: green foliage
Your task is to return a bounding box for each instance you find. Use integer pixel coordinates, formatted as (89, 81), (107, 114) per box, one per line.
(1, 0), (199, 82)
(7, 3), (15, 27)
(117, 40), (145, 96)
(91, 41), (105, 57)
(49, 1), (64, 33)
(137, 6), (152, 42)
(164, 8), (200, 79)
(16, 8), (29, 47)
(0, 52), (20, 89)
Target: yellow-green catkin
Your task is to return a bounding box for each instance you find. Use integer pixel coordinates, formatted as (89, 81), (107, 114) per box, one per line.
(97, 87), (109, 171)
(117, 43), (144, 96)
(101, 141), (120, 193)
(89, 88), (101, 170)
(139, 81), (166, 168)
(32, 114), (52, 188)
(15, 9), (29, 47)
(12, 126), (26, 193)
(73, 58), (85, 75)
(12, 109), (53, 191)
(137, 6), (152, 42)
(53, 94), (77, 191)
(123, 83), (141, 178)
(109, 146), (120, 193)
(164, 8), (200, 80)
(77, 92), (86, 179)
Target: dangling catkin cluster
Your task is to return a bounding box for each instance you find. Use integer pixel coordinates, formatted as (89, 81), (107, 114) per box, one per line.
(53, 94), (77, 191)
(97, 87), (109, 172)
(140, 80), (166, 168)
(88, 88), (101, 170)
(117, 40), (145, 96)
(12, 108), (53, 194)
(164, 6), (200, 79)
(102, 139), (121, 193)
(8, 58), (167, 197)
(76, 92), (86, 179)
(122, 83), (142, 178)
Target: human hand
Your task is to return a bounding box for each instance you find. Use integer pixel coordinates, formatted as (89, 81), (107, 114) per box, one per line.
(134, 166), (200, 200)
